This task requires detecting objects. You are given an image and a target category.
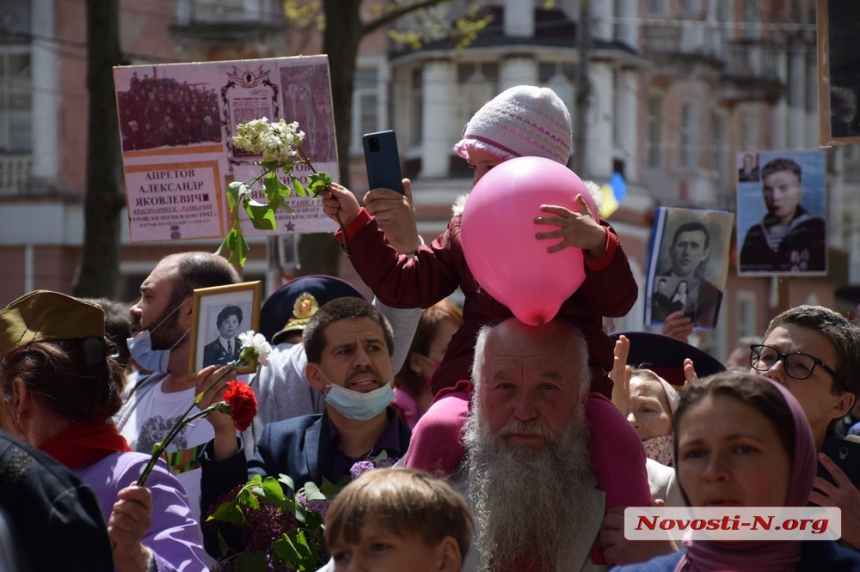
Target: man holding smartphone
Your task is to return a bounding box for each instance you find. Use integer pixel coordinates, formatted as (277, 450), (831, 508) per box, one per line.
(752, 305), (860, 550)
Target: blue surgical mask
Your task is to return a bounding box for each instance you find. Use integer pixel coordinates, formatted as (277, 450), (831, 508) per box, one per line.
(317, 367), (394, 421)
(127, 302), (188, 374)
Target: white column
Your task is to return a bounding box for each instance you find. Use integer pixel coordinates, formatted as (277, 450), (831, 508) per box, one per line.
(504, 0), (534, 37)
(787, 47), (805, 150)
(614, 0), (638, 48)
(585, 61), (614, 179)
(421, 60), (455, 178)
(619, 69), (638, 181)
(499, 57), (537, 92)
(591, 0), (613, 43)
(31, 0), (60, 184)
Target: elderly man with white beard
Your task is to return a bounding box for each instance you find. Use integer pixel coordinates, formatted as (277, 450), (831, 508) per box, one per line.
(459, 317), (607, 572)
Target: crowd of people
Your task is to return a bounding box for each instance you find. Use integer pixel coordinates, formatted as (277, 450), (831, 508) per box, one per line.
(117, 73), (223, 151)
(1, 85), (860, 572)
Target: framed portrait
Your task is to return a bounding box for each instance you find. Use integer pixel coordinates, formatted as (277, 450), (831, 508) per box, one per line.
(816, 0), (860, 146)
(736, 150), (827, 277)
(188, 281), (262, 379)
(644, 207), (734, 330)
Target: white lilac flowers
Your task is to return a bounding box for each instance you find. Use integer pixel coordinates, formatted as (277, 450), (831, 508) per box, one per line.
(232, 118), (306, 166)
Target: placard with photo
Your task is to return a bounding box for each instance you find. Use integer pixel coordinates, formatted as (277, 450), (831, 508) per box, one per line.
(188, 281), (262, 379)
(736, 150), (827, 276)
(644, 207), (735, 330)
(816, 0), (860, 146)
(113, 55), (339, 244)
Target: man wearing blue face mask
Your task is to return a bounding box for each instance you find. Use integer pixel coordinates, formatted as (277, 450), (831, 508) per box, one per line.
(113, 251), (241, 560)
(197, 297), (411, 560)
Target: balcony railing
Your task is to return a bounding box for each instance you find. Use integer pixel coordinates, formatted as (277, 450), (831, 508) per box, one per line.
(174, 0), (284, 26)
(0, 154), (31, 196)
(640, 17), (720, 59)
(723, 42), (781, 82)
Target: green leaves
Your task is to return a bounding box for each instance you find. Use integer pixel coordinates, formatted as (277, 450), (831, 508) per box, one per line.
(216, 144), (332, 268)
(260, 477), (286, 507)
(307, 172), (333, 197)
(245, 203), (278, 231)
(216, 226), (249, 268)
(207, 473), (341, 570)
(226, 181), (244, 213)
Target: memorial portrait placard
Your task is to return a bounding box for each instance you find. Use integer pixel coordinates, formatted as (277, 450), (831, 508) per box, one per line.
(114, 55), (338, 243)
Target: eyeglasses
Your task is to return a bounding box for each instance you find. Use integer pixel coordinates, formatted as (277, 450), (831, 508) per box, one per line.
(749, 344), (847, 391)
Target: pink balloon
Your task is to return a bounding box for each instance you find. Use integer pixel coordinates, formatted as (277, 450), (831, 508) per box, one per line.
(461, 156), (597, 326)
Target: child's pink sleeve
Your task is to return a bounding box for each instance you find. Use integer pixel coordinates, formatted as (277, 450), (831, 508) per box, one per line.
(402, 388), (471, 477)
(586, 392), (652, 510)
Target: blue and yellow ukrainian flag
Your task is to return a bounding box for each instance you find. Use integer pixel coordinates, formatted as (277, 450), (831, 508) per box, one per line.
(599, 172), (627, 219)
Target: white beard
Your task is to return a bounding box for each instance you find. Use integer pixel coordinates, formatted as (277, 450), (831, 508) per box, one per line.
(463, 404), (595, 572)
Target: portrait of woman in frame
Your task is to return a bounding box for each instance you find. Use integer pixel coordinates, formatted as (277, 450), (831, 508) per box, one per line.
(188, 281), (261, 379)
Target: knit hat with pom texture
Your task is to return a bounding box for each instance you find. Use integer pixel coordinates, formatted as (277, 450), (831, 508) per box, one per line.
(454, 85), (572, 166)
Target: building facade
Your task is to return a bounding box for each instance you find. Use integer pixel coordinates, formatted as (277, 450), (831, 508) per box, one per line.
(1, 0), (859, 360)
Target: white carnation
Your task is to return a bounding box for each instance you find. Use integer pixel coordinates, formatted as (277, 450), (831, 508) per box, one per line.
(238, 331), (273, 366)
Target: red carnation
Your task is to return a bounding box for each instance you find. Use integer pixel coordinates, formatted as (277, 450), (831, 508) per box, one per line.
(223, 380), (257, 431)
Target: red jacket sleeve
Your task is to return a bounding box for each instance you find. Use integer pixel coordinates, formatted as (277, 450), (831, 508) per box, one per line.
(337, 208), (464, 309)
(577, 221), (638, 318)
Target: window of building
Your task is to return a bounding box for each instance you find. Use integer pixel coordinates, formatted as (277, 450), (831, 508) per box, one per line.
(647, 94), (662, 168)
(175, 0), (282, 24)
(683, 0), (702, 14)
(844, 145), (860, 183)
(649, 0), (667, 14)
(410, 68), (423, 147)
(350, 66), (379, 154)
(716, 0), (733, 50)
(0, 1), (32, 196)
(681, 103), (695, 168)
(0, 49), (31, 154)
(0, 0), (31, 158)
(743, 0), (760, 40)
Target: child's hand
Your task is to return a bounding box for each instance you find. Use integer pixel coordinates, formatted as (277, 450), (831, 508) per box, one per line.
(534, 194), (607, 258)
(320, 183), (361, 226)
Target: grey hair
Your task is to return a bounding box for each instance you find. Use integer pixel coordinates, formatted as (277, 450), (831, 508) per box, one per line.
(472, 320), (590, 394)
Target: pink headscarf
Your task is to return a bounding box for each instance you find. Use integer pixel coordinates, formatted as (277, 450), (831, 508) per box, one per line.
(675, 376), (816, 572)
(647, 371), (680, 415)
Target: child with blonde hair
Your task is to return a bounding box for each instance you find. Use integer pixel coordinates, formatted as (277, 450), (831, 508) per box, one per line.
(324, 468), (472, 572)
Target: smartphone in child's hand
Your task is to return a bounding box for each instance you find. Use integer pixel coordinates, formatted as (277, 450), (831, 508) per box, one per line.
(363, 130), (404, 194)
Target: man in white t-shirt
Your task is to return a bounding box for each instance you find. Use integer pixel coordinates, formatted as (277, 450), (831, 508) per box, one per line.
(114, 251), (241, 546)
